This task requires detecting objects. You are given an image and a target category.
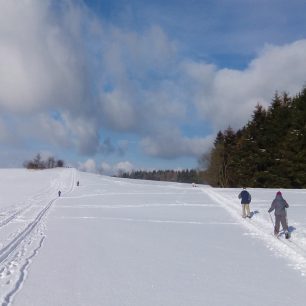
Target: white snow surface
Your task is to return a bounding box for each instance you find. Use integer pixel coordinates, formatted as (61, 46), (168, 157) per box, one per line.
(0, 168), (306, 305)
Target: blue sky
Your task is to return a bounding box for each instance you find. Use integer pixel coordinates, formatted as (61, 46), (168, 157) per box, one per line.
(1, 0), (306, 174)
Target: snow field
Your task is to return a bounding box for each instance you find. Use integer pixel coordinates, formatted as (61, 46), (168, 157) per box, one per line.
(204, 187), (306, 276)
(0, 169), (306, 305)
(0, 169), (76, 305)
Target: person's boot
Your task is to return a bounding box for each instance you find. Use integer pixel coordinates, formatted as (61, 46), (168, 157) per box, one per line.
(285, 230), (290, 239)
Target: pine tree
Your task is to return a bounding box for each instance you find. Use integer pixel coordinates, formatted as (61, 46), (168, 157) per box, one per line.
(204, 86), (306, 188)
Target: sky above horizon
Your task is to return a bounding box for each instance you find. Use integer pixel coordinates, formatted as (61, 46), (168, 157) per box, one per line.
(1, 0), (306, 174)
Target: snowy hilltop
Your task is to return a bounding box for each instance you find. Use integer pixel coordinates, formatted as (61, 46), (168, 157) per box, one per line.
(0, 168), (306, 306)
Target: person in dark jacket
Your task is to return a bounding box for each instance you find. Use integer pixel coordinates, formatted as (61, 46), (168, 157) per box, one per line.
(238, 187), (252, 218)
(268, 191), (289, 237)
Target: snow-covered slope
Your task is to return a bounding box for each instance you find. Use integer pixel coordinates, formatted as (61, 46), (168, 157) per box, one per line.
(0, 169), (306, 305)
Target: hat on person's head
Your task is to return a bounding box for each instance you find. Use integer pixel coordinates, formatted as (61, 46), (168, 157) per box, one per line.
(276, 191), (282, 196)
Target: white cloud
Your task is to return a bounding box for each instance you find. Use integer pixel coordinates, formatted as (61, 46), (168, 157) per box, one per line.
(141, 130), (214, 159)
(99, 89), (137, 131)
(99, 162), (112, 175)
(61, 114), (100, 155)
(0, 0), (89, 114)
(97, 23), (185, 135)
(183, 39), (306, 131)
(0, 0), (101, 155)
(114, 161), (134, 174)
(78, 159), (96, 173)
(99, 161), (134, 176)
(1, 1), (306, 166)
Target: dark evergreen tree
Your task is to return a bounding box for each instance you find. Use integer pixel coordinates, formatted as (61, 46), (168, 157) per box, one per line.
(204, 87), (306, 188)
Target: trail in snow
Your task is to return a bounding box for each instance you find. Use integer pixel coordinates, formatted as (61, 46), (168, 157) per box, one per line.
(56, 215), (239, 225)
(202, 186), (306, 276)
(0, 168), (76, 306)
(8, 172), (306, 306)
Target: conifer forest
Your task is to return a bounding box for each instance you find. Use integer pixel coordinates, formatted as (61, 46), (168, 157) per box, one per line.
(203, 86), (306, 188)
(122, 86), (306, 188)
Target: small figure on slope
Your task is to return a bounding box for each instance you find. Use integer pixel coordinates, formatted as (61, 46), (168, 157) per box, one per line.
(77, 181), (80, 186)
(238, 187), (252, 218)
(268, 191), (290, 239)
(58, 190), (61, 197)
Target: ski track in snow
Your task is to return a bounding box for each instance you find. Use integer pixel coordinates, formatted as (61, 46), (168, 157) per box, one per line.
(202, 186), (306, 276)
(56, 215), (239, 226)
(1, 170), (306, 305)
(0, 169), (76, 306)
(57, 203), (219, 209)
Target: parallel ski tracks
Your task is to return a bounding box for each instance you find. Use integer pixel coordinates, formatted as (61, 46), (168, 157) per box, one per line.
(0, 177), (65, 230)
(0, 169), (76, 306)
(1, 168), (76, 225)
(274, 234), (306, 257)
(0, 199), (54, 265)
(0, 204), (33, 229)
(202, 187), (306, 272)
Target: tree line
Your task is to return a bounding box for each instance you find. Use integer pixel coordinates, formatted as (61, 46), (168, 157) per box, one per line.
(23, 153), (65, 170)
(201, 86), (306, 188)
(120, 86), (305, 188)
(120, 169), (205, 184)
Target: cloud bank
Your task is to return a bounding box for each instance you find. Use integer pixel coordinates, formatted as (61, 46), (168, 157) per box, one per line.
(1, 0), (306, 169)
(79, 159), (134, 175)
(183, 40), (306, 130)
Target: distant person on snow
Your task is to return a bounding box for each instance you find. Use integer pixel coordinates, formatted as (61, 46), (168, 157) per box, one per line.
(58, 190), (61, 197)
(77, 181), (79, 186)
(268, 191), (289, 238)
(238, 187), (251, 218)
